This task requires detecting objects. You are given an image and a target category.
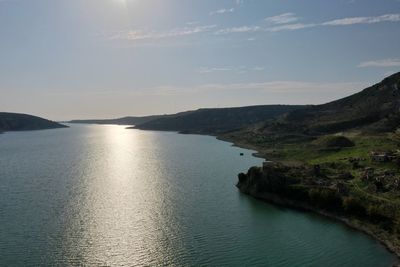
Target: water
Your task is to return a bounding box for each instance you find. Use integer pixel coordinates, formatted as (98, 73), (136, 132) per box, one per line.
(0, 124), (396, 266)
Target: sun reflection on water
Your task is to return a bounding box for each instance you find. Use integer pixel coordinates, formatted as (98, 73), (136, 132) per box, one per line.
(62, 125), (176, 266)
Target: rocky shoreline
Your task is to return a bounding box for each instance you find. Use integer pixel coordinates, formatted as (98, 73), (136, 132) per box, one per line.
(236, 161), (400, 266)
(238, 187), (400, 261)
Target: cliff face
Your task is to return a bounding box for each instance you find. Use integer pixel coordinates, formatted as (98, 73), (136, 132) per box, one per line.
(237, 162), (400, 258)
(237, 163), (304, 195)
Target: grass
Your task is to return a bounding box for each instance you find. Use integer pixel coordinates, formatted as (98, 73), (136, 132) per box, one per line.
(260, 133), (400, 205)
(271, 134), (398, 165)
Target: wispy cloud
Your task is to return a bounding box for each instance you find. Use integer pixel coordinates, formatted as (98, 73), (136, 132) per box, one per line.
(358, 58), (400, 68)
(215, 13), (400, 35)
(268, 23), (315, 32)
(323, 13), (400, 26)
(215, 25), (261, 34)
(104, 25), (217, 41)
(102, 13), (400, 44)
(198, 65), (265, 74)
(105, 81), (367, 102)
(264, 13), (299, 25)
(210, 8), (234, 16)
(198, 67), (232, 73)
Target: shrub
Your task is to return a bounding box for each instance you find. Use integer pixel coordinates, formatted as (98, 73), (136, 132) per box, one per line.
(308, 188), (341, 209)
(342, 197), (366, 217)
(324, 136), (355, 148)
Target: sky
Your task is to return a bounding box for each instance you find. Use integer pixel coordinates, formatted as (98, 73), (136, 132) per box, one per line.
(0, 0), (399, 120)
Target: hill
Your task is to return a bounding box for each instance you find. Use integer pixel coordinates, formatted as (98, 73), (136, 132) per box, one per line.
(68, 115), (166, 126)
(286, 71), (400, 134)
(0, 112), (67, 133)
(133, 105), (305, 134)
(227, 72), (400, 145)
(227, 73), (400, 259)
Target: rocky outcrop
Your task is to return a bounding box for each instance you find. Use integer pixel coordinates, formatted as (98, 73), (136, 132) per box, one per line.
(237, 163), (301, 195)
(237, 162), (400, 261)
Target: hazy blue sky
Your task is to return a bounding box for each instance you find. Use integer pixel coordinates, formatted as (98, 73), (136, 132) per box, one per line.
(0, 0), (399, 120)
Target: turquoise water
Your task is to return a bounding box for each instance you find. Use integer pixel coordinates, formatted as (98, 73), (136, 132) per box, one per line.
(0, 124), (396, 266)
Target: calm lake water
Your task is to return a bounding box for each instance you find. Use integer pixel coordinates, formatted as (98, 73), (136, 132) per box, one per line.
(0, 124), (396, 266)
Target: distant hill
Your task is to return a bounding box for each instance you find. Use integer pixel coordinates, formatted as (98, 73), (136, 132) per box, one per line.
(285, 71), (400, 134)
(227, 72), (400, 143)
(68, 115), (166, 126)
(0, 112), (67, 133)
(133, 105), (305, 134)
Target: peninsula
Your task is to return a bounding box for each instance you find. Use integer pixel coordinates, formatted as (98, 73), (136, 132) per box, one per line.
(0, 112), (67, 133)
(225, 72), (400, 259)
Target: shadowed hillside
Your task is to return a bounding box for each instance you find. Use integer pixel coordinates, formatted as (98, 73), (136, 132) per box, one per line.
(133, 105), (305, 134)
(68, 115), (166, 126)
(227, 72), (400, 145)
(284, 72), (400, 134)
(0, 112), (67, 133)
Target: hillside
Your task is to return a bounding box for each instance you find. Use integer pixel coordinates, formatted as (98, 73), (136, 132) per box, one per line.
(227, 72), (400, 145)
(133, 105), (305, 134)
(286, 72), (400, 134)
(0, 112), (67, 133)
(227, 73), (400, 259)
(68, 115), (166, 126)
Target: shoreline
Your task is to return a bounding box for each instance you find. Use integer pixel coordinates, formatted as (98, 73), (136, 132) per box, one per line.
(240, 189), (400, 264)
(218, 134), (400, 265)
(128, 127), (399, 263)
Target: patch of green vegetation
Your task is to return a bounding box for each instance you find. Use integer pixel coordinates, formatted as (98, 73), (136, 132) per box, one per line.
(271, 134), (397, 165)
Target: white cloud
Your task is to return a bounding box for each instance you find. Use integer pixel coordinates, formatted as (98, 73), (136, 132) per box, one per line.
(215, 13), (400, 35)
(113, 81), (367, 102)
(267, 23), (315, 32)
(215, 25), (261, 34)
(264, 13), (299, 25)
(210, 8), (234, 16)
(358, 58), (400, 68)
(104, 25), (217, 41)
(198, 66), (266, 74)
(102, 13), (400, 44)
(198, 67), (232, 73)
(322, 13), (400, 26)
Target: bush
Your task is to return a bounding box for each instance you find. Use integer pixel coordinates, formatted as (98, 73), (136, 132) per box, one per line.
(342, 197), (366, 217)
(325, 136), (355, 148)
(366, 204), (395, 230)
(315, 135), (355, 149)
(308, 188), (341, 209)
